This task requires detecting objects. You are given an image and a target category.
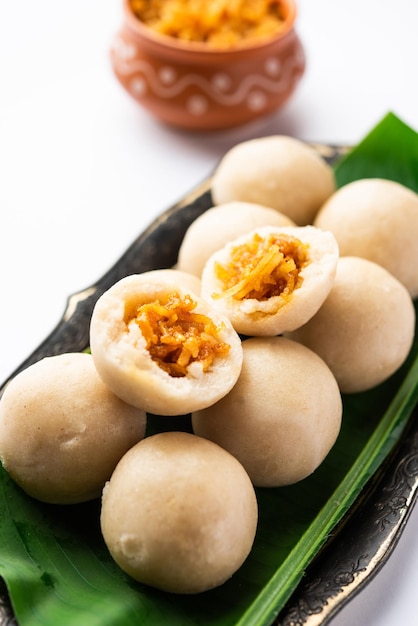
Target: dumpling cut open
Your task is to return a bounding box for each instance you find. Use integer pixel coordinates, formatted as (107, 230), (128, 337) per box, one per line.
(90, 272), (243, 415)
(200, 225), (339, 336)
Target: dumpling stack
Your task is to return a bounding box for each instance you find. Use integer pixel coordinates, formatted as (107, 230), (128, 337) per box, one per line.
(0, 134), (416, 597)
(179, 135), (416, 488)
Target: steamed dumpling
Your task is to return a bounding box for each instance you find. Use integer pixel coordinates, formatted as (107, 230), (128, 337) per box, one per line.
(177, 201), (295, 277)
(211, 136), (336, 225)
(90, 272), (243, 415)
(288, 256), (416, 393)
(200, 225), (339, 336)
(101, 431), (258, 594)
(0, 353), (147, 504)
(192, 336), (342, 487)
(314, 178), (418, 298)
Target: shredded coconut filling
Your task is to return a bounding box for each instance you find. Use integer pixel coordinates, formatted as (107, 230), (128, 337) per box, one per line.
(124, 293), (230, 377)
(130, 0), (286, 46)
(214, 233), (309, 301)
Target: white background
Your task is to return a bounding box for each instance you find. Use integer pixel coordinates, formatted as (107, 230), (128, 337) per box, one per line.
(1, 1), (418, 624)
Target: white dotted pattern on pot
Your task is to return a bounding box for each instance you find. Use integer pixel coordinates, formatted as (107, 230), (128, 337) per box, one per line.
(111, 36), (305, 116)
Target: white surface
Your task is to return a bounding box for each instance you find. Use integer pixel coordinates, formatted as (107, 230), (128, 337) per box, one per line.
(1, 1), (418, 624)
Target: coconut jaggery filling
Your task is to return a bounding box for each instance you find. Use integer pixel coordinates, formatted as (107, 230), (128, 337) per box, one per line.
(130, 0), (286, 46)
(124, 292), (230, 377)
(214, 233), (309, 301)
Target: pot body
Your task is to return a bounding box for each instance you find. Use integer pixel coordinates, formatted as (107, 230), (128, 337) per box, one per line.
(110, 1), (306, 130)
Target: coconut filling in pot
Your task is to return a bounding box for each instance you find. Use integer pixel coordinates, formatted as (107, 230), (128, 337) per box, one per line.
(213, 232), (309, 304)
(123, 291), (231, 379)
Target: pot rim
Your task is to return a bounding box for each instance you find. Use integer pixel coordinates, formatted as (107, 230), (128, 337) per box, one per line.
(122, 0), (298, 58)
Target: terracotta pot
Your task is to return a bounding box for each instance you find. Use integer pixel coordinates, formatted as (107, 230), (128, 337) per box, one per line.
(110, 0), (306, 131)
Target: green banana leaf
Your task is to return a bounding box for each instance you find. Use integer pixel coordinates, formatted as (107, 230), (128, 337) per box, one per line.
(1, 112), (418, 626)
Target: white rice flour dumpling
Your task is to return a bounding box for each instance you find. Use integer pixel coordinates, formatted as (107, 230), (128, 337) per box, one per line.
(200, 225), (339, 336)
(90, 271), (243, 415)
